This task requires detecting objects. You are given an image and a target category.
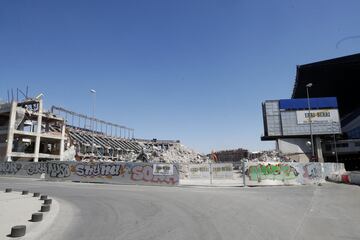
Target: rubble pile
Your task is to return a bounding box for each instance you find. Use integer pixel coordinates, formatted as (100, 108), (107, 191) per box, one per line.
(119, 143), (210, 164)
(248, 150), (290, 162)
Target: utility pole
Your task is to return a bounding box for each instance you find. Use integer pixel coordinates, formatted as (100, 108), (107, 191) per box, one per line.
(332, 121), (339, 164)
(306, 83), (315, 161)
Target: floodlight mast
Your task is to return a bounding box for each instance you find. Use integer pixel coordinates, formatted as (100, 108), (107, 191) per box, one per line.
(90, 89), (96, 158)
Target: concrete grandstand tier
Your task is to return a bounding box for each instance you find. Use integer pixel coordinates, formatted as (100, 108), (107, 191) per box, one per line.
(67, 126), (142, 160)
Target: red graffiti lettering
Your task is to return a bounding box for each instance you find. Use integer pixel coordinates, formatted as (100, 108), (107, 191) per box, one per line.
(131, 165), (144, 181)
(130, 165), (177, 185)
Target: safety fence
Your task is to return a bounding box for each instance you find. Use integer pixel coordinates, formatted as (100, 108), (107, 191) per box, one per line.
(0, 161), (345, 187)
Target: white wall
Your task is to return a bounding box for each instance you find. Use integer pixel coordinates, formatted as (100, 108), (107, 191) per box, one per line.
(277, 138), (311, 162)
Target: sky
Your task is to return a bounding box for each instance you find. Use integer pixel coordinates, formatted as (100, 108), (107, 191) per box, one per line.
(1, 0), (360, 154)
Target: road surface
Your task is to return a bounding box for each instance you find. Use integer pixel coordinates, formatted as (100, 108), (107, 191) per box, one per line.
(0, 178), (359, 240)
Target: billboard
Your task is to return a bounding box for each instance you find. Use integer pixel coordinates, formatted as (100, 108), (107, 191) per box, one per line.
(262, 97), (341, 138)
(296, 109), (339, 124)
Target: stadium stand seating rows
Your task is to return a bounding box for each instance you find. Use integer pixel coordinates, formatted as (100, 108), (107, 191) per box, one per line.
(50, 125), (142, 160)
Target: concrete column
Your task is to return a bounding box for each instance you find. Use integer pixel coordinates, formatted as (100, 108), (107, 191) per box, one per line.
(59, 123), (65, 161)
(34, 100), (43, 162)
(315, 136), (324, 163)
(5, 102), (17, 162)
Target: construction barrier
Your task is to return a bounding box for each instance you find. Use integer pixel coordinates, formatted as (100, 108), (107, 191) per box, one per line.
(0, 161), (179, 186)
(1, 161), (348, 187)
(180, 162), (346, 186)
(349, 171), (360, 185)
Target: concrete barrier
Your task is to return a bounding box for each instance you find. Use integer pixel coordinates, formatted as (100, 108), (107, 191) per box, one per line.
(10, 225), (26, 237)
(341, 174), (350, 184)
(0, 161), (179, 186)
(30, 213), (43, 222)
(40, 204), (50, 212)
(324, 172), (352, 184)
(181, 162), (345, 186)
(40, 195), (47, 200)
(349, 171), (360, 185)
(44, 199), (52, 205)
(325, 173), (342, 183)
(0, 161), (345, 187)
(33, 192), (40, 197)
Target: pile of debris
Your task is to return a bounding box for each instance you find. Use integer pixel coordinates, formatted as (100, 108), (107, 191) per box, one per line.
(248, 150), (291, 162)
(119, 143), (210, 164)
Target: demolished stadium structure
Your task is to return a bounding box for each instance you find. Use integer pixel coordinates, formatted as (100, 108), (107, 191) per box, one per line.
(0, 98), (209, 164)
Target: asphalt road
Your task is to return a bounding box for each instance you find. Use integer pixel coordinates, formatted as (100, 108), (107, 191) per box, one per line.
(1, 178), (359, 240)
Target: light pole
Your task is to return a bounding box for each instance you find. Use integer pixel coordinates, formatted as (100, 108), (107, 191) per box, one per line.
(332, 121), (339, 164)
(90, 89), (96, 157)
(306, 83), (315, 161)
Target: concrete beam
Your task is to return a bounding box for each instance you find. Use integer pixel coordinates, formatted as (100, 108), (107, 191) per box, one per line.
(34, 99), (43, 162)
(5, 102), (17, 162)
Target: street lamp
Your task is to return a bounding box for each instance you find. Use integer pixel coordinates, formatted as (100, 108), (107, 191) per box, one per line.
(306, 83), (315, 161)
(332, 121), (339, 164)
(90, 89), (96, 157)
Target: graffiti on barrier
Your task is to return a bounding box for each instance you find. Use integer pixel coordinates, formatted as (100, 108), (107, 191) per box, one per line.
(131, 165), (178, 185)
(303, 163), (322, 179)
(75, 163), (122, 177)
(26, 162), (71, 178)
(0, 162), (22, 174)
(26, 162), (47, 175)
(0, 161), (179, 185)
(47, 163), (71, 178)
(247, 163), (298, 182)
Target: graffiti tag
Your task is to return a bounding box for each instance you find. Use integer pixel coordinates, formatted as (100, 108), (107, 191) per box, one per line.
(303, 163), (322, 179)
(0, 162), (22, 174)
(47, 163), (71, 178)
(247, 163), (298, 182)
(131, 165), (178, 185)
(75, 163), (121, 177)
(26, 162), (70, 178)
(26, 163), (48, 175)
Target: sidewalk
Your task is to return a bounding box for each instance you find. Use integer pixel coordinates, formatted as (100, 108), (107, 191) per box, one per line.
(0, 191), (40, 238)
(0, 190), (59, 239)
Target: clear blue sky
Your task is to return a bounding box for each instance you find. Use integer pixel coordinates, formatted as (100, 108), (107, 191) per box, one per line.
(1, 0), (359, 153)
